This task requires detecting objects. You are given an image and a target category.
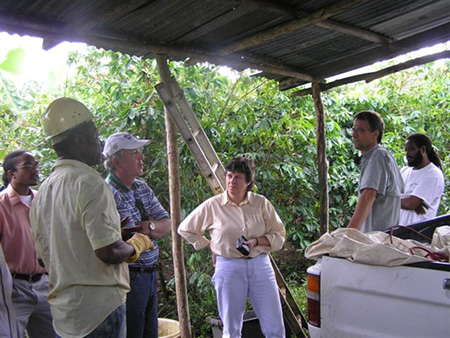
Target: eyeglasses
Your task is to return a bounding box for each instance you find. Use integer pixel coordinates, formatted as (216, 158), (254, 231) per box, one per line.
(18, 163), (40, 171)
(351, 127), (371, 134)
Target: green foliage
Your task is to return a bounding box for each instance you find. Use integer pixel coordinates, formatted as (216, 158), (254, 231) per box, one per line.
(0, 47), (25, 75)
(0, 45), (449, 336)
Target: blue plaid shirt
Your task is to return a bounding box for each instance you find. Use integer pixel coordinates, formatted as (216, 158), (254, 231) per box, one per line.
(106, 172), (169, 267)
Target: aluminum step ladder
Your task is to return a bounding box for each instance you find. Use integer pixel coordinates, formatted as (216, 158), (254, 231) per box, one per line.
(156, 77), (307, 337)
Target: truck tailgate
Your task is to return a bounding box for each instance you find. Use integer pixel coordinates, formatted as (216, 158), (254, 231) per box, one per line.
(319, 256), (450, 338)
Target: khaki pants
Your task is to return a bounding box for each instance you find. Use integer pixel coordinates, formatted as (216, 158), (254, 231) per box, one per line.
(11, 274), (55, 338)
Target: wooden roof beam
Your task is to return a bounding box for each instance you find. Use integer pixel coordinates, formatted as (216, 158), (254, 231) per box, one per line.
(218, 0), (370, 55)
(243, 0), (393, 44)
(308, 23), (450, 80)
(185, 49), (315, 82)
(0, 18), (314, 81)
(291, 50), (450, 97)
(315, 20), (393, 45)
(279, 23), (450, 90)
(184, 53), (315, 82)
(0, 21), (196, 56)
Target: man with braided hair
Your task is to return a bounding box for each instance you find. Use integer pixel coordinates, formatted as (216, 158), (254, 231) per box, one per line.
(399, 133), (445, 225)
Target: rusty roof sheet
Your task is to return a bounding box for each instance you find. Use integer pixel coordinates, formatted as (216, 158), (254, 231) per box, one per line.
(1, 0), (449, 90)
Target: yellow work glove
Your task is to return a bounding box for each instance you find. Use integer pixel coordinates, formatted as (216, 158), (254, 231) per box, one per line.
(126, 233), (154, 263)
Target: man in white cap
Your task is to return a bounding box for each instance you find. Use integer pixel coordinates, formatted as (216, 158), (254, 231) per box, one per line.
(30, 98), (154, 338)
(104, 132), (171, 338)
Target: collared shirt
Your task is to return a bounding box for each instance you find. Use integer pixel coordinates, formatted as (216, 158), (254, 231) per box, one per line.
(359, 144), (404, 233)
(30, 159), (129, 338)
(399, 163), (444, 225)
(106, 172), (169, 268)
(178, 191), (285, 258)
(0, 185), (45, 275)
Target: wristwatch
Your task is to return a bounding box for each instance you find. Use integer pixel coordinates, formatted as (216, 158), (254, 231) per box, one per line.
(149, 222), (156, 231)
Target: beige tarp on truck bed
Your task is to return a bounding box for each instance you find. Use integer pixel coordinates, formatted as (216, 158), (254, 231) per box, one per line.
(305, 226), (450, 266)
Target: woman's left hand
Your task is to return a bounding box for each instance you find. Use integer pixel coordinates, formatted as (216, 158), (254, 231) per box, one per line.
(245, 238), (258, 249)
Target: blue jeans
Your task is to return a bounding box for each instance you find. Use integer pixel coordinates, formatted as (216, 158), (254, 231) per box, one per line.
(56, 304), (126, 338)
(126, 271), (158, 338)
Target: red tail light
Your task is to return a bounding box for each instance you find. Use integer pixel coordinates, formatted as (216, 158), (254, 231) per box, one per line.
(307, 273), (320, 327)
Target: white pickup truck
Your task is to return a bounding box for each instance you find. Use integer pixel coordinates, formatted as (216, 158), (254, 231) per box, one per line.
(306, 215), (450, 338)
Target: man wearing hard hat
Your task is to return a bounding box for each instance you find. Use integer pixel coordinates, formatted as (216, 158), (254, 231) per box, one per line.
(30, 98), (153, 338)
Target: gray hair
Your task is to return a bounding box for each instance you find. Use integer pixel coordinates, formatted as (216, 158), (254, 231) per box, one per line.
(103, 150), (123, 172)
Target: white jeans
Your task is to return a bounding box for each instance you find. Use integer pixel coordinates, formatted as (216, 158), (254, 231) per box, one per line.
(212, 254), (285, 338)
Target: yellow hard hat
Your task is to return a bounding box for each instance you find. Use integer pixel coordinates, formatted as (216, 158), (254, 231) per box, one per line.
(43, 98), (94, 144)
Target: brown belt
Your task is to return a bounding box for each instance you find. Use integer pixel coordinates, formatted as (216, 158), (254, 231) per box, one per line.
(12, 273), (44, 283)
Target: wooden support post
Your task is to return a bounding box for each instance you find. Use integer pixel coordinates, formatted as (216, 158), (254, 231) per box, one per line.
(312, 80), (329, 235)
(156, 54), (191, 338)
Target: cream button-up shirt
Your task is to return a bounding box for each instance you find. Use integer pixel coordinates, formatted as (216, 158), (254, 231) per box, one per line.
(178, 191), (285, 258)
(30, 159), (129, 338)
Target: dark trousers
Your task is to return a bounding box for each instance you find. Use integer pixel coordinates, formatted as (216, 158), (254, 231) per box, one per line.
(126, 270), (158, 338)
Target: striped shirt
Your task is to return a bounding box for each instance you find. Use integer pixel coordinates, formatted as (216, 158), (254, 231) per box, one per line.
(106, 172), (169, 268)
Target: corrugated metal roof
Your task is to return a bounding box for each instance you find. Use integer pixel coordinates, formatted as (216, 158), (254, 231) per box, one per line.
(0, 0), (449, 90)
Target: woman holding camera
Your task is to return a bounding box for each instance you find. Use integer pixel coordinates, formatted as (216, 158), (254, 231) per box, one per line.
(178, 156), (286, 338)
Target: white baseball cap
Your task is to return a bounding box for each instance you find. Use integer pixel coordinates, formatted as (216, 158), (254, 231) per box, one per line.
(103, 132), (150, 158)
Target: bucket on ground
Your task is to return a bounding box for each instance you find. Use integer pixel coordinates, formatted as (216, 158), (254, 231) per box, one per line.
(158, 318), (180, 338)
(206, 311), (264, 338)
(206, 310), (292, 337)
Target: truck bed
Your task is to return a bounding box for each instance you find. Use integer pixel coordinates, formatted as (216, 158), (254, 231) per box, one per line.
(309, 256), (450, 338)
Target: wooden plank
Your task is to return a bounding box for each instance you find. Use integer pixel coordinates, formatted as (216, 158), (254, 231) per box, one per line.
(270, 255), (308, 336)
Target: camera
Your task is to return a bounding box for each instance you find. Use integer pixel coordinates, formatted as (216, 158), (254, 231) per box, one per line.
(236, 235), (250, 256)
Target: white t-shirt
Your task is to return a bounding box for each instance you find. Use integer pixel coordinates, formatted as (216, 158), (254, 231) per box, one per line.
(18, 194), (32, 207)
(399, 163), (444, 225)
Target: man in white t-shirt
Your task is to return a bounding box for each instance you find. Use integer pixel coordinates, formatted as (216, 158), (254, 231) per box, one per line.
(399, 133), (445, 225)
